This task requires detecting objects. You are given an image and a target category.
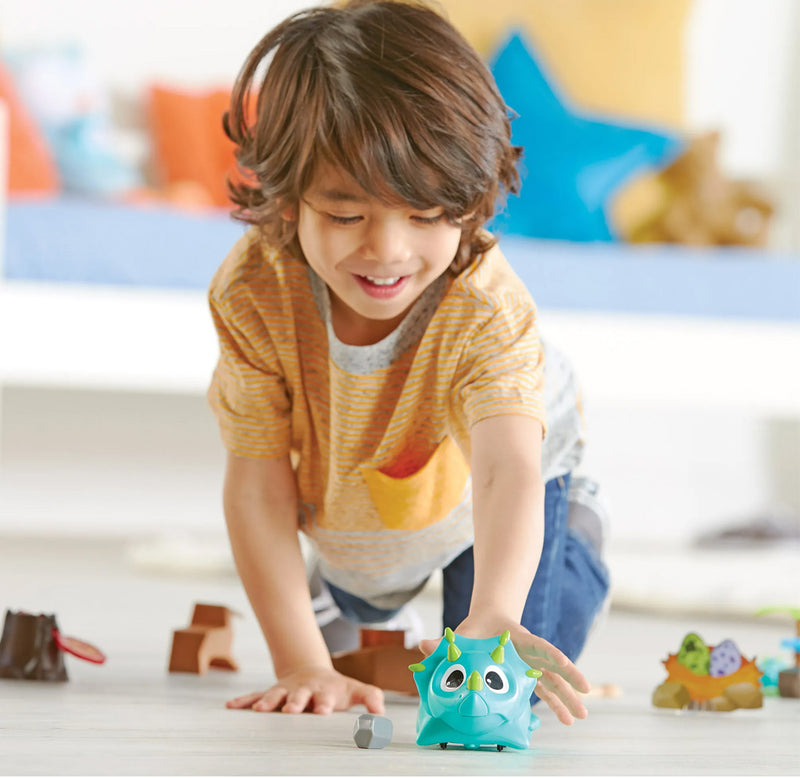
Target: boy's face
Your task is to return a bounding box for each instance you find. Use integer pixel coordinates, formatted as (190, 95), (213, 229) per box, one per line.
(294, 164), (464, 345)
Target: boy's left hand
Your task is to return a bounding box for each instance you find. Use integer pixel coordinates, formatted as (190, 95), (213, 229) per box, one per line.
(418, 618), (590, 725)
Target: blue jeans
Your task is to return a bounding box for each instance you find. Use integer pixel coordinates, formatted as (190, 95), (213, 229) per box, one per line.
(326, 473), (609, 666)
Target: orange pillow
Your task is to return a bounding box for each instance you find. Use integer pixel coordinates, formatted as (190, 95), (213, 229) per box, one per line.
(0, 62), (59, 195)
(148, 85), (238, 208)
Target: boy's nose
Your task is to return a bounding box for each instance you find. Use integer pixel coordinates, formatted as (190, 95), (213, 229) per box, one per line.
(362, 219), (412, 264)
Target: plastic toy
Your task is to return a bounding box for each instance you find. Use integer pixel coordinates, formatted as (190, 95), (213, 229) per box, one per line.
(652, 632), (763, 711)
(410, 628), (541, 751)
(332, 628), (423, 696)
(755, 606), (800, 698)
(0, 609), (106, 681)
(353, 713), (393, 749)
(168, 603), (238, 674)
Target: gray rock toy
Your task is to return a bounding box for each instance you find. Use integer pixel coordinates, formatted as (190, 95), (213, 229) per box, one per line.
(353, 713), (393, 749)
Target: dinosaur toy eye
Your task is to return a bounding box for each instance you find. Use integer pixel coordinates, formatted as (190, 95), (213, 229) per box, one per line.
(484, 665), (509, 693)
(440, 664), (466, 691)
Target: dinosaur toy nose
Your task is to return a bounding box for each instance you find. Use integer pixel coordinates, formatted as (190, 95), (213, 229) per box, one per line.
(458, 691), (490, 717)
(466, 670), (483, 691)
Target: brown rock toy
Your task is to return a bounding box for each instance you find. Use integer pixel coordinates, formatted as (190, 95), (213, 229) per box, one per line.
(652, 680), (691, 710)
(169, 603), (239, 674)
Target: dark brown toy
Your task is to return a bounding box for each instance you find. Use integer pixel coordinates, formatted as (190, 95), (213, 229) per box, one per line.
(0, 610), (68, 681)
(169, 603), (239, 674)
(778, 668), (800, 698)
(332, 629), (424, 695)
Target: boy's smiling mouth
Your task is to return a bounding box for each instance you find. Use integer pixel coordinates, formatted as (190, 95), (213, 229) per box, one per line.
(354, 274), (410, 298)
(362, 275), (401, 285)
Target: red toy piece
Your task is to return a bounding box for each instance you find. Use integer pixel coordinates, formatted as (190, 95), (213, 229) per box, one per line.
(51, 629), (106, 664)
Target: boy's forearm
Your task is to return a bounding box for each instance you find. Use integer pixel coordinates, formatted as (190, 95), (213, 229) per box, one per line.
(469, 470), (545, 625)
(224, 457), (332, 678)
(226, 506), (332, 677)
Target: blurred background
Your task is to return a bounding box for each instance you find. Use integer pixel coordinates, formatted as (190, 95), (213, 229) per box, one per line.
(0, 0), (798, 618)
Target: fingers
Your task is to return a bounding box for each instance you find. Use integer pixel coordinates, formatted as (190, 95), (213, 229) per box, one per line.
(229, 686), (325, 714)
(535, 669), (589, 724)
(226, 687), (286, 712)
(545, 647), (591, 695)
(281, 687), (314, 714)
(418, 638), (439, 656)
(517, 635), (591, 694)
(534, 681), (575, 726)
(227, 676), (384, 716)
(514, 632), (590, 726)
(311, 689), (337, 715)
(351, 683), (385, 715)
(254, 686), (288, 712)
(226, 690), (268, 709)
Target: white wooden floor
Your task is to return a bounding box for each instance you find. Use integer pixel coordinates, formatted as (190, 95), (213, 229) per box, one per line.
(1, 536), (799, 776)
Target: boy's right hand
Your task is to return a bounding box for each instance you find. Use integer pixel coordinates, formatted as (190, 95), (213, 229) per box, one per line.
(226, 666), (385, 715)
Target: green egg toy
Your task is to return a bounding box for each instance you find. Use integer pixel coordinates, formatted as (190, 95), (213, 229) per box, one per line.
(676, 632), (711, 675)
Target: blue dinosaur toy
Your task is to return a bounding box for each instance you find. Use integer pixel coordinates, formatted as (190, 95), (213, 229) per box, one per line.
(410, 628), (542, 751)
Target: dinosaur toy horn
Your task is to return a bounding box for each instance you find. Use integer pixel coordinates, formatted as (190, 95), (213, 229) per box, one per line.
(489, 630), (511, 663)
(444, 627), (461, 662)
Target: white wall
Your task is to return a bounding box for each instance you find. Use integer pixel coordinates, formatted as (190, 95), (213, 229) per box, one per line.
(0, 0), (300, 90)
(685, 0), (797, 177)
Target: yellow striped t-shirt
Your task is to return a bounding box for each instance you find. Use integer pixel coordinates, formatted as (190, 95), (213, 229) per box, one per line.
(208, 228), (572, 608)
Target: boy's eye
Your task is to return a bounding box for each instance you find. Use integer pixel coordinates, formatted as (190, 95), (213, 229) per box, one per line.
(324, 211), (445, 226)
(329, 214), (362, 225)
(412, 213), (444, 225)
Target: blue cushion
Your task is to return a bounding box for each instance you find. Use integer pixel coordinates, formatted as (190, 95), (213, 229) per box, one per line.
(488, 31), (684, 242)
(6, 199), (799, 324)
(5, 198), (244, 289)
(500, 236), (800, 323)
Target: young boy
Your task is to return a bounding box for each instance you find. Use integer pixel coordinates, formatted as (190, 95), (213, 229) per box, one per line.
(208, 0), (609, 724)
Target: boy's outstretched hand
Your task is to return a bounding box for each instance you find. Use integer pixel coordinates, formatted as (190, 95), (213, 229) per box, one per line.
(226, 666), (385, 715)
(418, 619), (590, 725)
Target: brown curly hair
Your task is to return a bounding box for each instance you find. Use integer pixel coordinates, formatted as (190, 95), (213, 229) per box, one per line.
(224, 0), (521, 272)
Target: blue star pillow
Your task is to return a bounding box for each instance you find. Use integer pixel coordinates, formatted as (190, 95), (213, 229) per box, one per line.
(488, 31), (684, 242)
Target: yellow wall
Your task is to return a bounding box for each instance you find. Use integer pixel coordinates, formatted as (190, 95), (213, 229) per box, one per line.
(438, 0), (692, 128)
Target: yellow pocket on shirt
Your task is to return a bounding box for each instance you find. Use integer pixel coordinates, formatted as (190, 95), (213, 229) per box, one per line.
(360, 436), (470, 531)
